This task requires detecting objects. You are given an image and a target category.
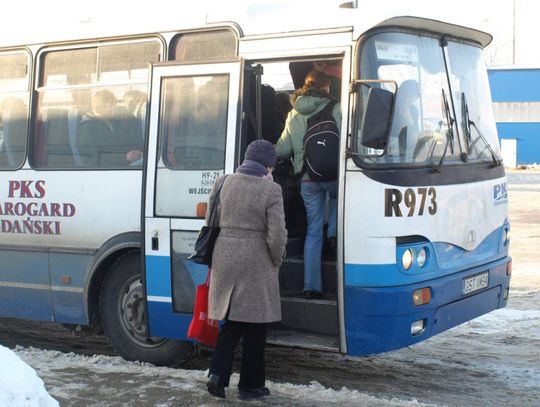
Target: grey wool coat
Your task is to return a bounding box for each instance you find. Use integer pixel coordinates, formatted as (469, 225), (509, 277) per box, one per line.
(206, 172), (287, 323)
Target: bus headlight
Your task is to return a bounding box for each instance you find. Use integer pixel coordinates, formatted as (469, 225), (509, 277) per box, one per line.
(402, 249), (413, 270)
(417, 247), (427, 268)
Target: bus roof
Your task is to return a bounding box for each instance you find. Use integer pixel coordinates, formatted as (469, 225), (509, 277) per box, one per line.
(0, 5), (491, 48)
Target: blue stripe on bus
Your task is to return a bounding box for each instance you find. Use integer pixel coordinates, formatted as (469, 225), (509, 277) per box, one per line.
(345, 225), (508, 287)
(146, 255), (172, 297)
(344, 256), (510, 356)
(0, 286), (53, 321)
(147, 300), (192, 340)
(51, 290), (86, 324)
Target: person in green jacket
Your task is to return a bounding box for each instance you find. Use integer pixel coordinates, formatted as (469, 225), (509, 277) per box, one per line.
(275, 70), (341, 299)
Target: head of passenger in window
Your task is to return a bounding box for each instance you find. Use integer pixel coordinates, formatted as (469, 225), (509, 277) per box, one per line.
(91, 90), (117, 119)
(312, 60), (341, 100)
(124, 90), (146, 116)
(295, 69), (331, 101)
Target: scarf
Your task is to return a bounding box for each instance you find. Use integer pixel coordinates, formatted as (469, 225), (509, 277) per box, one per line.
(236, 159), (271, 179)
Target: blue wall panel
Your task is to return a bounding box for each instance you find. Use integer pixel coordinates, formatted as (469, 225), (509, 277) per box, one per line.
(488, 69), (540, 102)
(497, 122), (540, 164)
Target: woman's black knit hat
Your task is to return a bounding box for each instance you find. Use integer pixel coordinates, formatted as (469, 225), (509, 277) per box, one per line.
(244, 140), (277, 167)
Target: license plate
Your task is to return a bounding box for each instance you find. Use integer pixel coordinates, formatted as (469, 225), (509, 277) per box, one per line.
(462, 272), (489, 295)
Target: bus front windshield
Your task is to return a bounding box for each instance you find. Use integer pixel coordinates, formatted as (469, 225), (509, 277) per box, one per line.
(356, 31), (501, 167)
(446, 42), (501, 162)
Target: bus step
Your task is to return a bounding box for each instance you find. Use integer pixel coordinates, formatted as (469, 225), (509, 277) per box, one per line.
(267, 328), (340, 352)
(278, 294), (338, 335)
(279, 258), (337, 294)
(285, 237), (304, 257)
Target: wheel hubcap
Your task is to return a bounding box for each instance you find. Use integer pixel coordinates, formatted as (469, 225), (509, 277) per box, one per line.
(119, 275), (167, 348)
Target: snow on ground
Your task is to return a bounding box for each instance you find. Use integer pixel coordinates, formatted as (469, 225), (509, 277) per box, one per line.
(14, 346), (437, 407)
(0, 345), (58, 407)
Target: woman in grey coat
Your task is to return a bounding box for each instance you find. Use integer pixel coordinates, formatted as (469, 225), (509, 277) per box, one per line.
(206, 140), (287, 400)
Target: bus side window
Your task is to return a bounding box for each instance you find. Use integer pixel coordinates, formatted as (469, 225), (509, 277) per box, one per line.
(0, 51), (30, 170)
(0, 97), (28, 169)
(34, 39), (160, 170)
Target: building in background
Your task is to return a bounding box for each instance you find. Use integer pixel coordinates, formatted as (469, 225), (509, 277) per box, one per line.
(488, 67), (540, 166)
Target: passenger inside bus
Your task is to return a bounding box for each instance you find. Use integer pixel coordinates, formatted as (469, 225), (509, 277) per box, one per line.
(123, 89), (146, 164)
(76, 89), (119, 167)
(76, 89), (145, 168)
(289, 60), (342, 100)
(68, 88), (92, 166)
(275, 69), (341, 299)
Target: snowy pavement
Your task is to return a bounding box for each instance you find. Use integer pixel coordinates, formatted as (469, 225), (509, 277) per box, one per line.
(1, 171), (539, 407)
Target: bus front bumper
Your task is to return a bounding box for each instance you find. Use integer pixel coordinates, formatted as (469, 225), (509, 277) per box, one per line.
(344, 256), (511, 356)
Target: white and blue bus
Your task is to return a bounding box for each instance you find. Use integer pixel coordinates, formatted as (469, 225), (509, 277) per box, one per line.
(0, 8), (511, 365)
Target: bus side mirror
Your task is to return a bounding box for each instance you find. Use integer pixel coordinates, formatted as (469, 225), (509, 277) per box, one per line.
(358, 87), (393, 150)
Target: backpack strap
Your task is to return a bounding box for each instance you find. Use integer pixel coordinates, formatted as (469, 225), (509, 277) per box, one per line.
(306, 100), (337, 128)
(321, 99), (337, 117)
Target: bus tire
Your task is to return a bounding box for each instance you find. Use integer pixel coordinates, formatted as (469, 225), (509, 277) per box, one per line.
(100, 250), (193, 367)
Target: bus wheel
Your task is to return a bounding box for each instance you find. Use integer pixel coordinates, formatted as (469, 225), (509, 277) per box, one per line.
(100, 251), (193, 366)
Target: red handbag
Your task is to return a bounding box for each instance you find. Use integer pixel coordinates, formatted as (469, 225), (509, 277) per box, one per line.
(187, 268), (219, 347)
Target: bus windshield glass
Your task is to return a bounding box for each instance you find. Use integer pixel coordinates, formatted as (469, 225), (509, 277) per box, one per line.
(446, 41), (501, 162)
(356, 31), (500, 167)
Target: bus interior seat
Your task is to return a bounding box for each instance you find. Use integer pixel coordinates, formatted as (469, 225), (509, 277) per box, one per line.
(0, 98), (27, 168)
(42, 108), (74, 167)
(0, 117), (26, 168)
(67, 108), (83, 166)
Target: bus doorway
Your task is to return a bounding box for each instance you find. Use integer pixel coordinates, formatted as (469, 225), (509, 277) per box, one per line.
(242, 57), (347, 351)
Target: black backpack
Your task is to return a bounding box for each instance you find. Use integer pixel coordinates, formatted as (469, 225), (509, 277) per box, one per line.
(303, 100), (339, 181)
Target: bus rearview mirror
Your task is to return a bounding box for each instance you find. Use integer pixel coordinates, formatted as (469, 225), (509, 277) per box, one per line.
(359, 87), (393, 150)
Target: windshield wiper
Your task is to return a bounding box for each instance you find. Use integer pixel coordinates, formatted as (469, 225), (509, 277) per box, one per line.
(432, 89), (455, 173)
(461, 92), (502, 168)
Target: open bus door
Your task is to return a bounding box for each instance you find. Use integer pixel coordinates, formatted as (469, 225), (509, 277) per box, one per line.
(143, 60), (242, 339)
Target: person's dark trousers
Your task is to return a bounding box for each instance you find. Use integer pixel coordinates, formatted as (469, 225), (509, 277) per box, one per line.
(209, 320), (267, 389)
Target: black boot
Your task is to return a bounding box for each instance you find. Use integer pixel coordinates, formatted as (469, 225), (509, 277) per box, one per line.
(207, 374), (225, 399)
(239, 386), (271, 400)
